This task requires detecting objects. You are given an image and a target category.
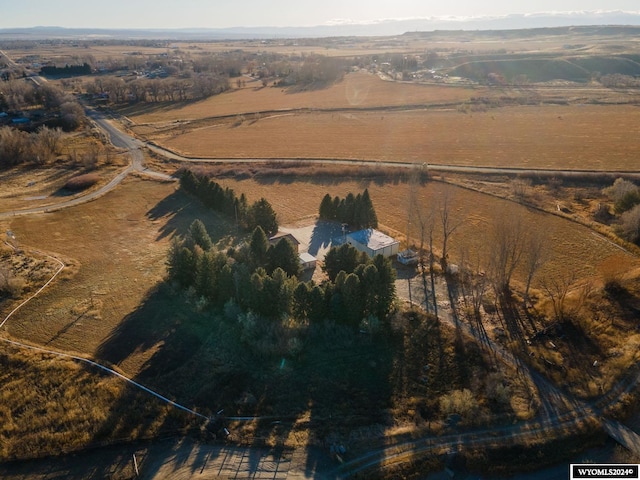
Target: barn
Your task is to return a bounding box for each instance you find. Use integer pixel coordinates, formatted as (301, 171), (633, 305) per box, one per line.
(346, 229), (400, 258)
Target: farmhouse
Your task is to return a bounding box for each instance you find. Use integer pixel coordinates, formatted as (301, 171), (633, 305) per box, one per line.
(346, 229), (400, 258)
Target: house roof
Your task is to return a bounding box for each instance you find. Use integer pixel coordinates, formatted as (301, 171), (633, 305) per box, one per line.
(269, 232), (300, 245)
(347, 229), (399, 251)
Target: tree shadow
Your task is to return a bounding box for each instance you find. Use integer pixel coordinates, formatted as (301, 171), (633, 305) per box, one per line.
(307, 220), (345, 257)
(146, 189), (235, 242)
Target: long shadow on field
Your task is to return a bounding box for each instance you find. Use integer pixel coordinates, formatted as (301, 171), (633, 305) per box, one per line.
(95, 283), (204, 372)
(146, 189), (234, 242)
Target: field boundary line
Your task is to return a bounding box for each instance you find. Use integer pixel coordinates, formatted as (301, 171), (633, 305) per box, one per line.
(0, 248), (210, 422)
(0, 251), (65, 329)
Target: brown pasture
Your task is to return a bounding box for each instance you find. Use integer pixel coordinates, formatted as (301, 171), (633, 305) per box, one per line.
(4, 173), (636, 376)
(4, 178), (189, 375)
(154, 105), (640, 171)
(124, 70), (486, 123)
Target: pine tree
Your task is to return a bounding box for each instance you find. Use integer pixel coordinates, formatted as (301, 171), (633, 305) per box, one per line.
(322, 243), (368, 281)
(308, 284), (327, 322)
(247, 198), (278, 236)
(268, 237), (301, 277)
(342, 273), (363, 327)
(360, 188), (378, 228)
(372, 254), (396, 318)
(188, 219), (213, 251)
(319, 193), (335, 219)
(249, 226), (270, 269)
(293, 281), (311, 319)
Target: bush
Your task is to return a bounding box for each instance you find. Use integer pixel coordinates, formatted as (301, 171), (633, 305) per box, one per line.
(63, 173), (99, 191)
(616, 204), (640, 244)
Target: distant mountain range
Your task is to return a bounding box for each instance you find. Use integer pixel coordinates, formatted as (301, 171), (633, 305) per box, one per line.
(2, 11), (640, 39)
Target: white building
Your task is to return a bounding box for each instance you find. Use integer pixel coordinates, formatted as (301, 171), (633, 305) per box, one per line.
(346, 229), (400, 258)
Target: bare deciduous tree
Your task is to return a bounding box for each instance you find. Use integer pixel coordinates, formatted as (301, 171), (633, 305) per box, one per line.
(541, 272), (593, 323)
(439, 187), (462, 270)
(489, 209), (525, 298)
(408, 173), (438, 318)
(522, 226), (547, 308)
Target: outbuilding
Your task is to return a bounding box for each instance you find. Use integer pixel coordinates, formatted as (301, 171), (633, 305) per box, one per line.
(346, 229), (400, 259)
(299, 252), (317, 271)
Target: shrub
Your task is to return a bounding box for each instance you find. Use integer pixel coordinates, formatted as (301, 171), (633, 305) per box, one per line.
(616, 204), (640, 244)
(63, 173), (99, 191)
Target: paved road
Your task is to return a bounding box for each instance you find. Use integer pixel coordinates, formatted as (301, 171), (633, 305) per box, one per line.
(0, 110), (174, 219)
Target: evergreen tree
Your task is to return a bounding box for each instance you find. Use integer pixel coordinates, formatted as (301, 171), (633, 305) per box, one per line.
(342, 273), (363, 327)
(247, 198), (278, 236)
(360, 188), (378, 228)
(308, 284), (327, 322)
(319, 193), (335, 219)
(344, 192), (356, 225)
(173, 246), (197, 287)
(293, 281), (311, 319)
(217, 263), (235, 307)
(268, 237), (301, 277)
(271, 267), (294, 316)
(249, 226), (270, 268)
(359, 263), (379, 317)
(188, 219), (213, 251)
(196, 250), (216, 298)
(322, 243), (368, 281)
(372, 254), (396, 318)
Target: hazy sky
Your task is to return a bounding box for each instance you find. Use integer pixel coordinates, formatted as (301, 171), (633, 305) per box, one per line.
(2, 0), (639, 29)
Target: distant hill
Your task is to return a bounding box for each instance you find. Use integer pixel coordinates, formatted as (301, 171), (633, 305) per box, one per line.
(2, 11), (640, 39)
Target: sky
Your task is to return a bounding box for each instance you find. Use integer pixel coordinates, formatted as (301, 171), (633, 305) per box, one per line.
(1, 0), (639, 29)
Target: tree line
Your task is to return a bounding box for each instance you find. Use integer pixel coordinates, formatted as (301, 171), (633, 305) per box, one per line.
(40, 63), (92, 77)
(166, 220), (396, 329)
(0, 125), (63, 168)
(85, 73), (230, 104)
(179, 169), (278, 236)
(318, 189), (378, 229)
(0, 80), (85, 131)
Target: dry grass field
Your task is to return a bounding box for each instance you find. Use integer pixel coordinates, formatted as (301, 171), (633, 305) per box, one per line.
(0, 131), (128, 213)
(0, 342), (192, 461)
(4, 173), (635, 379)
(3, 31), (640, 471)
(150, 105), (640, 170)
(3, 177), (206, 375)
(120, 71), (640, 171)
(124, 70), (486, 122)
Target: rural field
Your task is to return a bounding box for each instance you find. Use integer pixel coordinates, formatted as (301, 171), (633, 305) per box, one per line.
(2, 24), (640, 478)
(120, 70), (640, 171)
(146, 104), (640, 170)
